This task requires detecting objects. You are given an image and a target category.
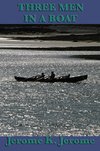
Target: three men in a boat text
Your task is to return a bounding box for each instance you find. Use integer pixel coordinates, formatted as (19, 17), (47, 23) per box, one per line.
(24, 15), (78, 23)
(17, 3), (84, 23)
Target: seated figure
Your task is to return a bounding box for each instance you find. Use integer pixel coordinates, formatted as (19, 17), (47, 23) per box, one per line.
(67, 74), (70, 78)
(50, 71), (55, 80)
(34, 73), (45, 80)
(37, 73), (45, 79)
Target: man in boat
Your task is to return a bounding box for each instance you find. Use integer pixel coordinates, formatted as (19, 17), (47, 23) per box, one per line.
(41, 73), (45, 79)
(36, 73), (45, 79)
(67, 74), (70, 78)
(50, 71), (55, 80)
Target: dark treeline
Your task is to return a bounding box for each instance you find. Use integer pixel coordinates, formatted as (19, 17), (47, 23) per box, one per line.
(0, 25), (55, 34)
(0, 25), (100, 34)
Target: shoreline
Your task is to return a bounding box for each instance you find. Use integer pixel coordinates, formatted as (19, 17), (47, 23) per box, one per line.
(70, 55), (100, 60)
(11, 33), (100, 42)
(0, 46), (100, 51)
(0, 33), (100, 42)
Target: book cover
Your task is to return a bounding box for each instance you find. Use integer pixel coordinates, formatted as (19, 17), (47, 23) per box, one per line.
(0, 0), (100, 151)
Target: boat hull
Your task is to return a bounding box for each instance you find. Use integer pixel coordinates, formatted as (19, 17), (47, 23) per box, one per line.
(14, 75), (88, 83)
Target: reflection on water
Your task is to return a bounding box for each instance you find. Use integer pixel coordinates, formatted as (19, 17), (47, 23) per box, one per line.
(0, 50), (100, 136)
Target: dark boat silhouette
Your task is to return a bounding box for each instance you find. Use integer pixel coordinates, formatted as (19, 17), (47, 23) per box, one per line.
(14, 75), (88, 83)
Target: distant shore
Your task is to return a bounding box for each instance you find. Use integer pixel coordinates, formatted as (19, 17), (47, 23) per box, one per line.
(0, 46), (100, 51)
(70, 55), (100, 60)
(11, 33), (100, 42)
(0, 32), (100, 51)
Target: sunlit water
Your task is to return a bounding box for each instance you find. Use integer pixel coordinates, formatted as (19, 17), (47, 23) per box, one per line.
(0, 50), (100, 136)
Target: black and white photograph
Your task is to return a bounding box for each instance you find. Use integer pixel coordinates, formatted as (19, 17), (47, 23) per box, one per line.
(0, 25), (100, 136)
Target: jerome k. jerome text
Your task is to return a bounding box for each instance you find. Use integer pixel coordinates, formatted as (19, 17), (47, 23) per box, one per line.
(5, 136), (95, 147)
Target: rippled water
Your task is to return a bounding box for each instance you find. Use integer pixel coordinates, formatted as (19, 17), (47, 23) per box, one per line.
(0, 50), (100, 136)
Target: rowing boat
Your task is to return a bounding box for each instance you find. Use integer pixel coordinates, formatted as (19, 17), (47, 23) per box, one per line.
(14, 75), (88, 83)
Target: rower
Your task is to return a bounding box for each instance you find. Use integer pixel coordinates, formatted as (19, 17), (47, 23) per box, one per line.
(50, 71), (55, 79)
(41, 73), (45, 78)
(35, 72), (45, 79)
(67, 74), (70, 78)
(39, 73), (45, 79)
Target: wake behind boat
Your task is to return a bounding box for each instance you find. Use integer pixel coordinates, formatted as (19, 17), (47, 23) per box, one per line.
(14, 74), (88, 83)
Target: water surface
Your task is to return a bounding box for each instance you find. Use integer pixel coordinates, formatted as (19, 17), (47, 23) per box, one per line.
(0, 50), (100, 136)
